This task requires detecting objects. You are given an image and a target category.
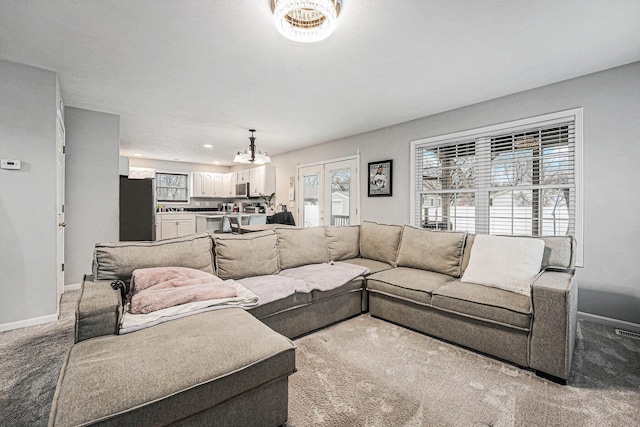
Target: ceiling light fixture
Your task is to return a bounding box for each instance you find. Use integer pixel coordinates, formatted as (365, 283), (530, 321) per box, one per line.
(233, 129), (271, 164)
(271, 0), (341, 43)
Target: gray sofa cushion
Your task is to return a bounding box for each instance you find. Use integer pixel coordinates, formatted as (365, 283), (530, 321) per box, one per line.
(214, 230), (279, 280)
(326, 225), (360, 261)
(539, 236), (575, 270)
(397, 226), (467, 277)
(93, 233), (214, 281)
(367, 267), (454, 305)
(75, 275), (121, 343)
(50, 309), (296, 427)
(432, 280), (532, 330)
(277, 227), (330, 270)
(359, 221), (403, 267)
(341, 257), (393, 274)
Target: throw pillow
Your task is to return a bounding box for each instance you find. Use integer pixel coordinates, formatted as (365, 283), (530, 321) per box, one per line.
(460, 234), (545, 296)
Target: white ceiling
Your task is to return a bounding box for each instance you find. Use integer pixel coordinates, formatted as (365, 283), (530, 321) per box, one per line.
(1, 0), (639, 165)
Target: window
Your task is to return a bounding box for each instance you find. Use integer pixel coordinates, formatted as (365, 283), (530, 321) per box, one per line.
(411, 109), (583, 266)
(156, 172), (189, 203)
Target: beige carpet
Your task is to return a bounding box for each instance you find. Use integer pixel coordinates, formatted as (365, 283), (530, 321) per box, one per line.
(1, 291), (639, 427)
(287, 315), (640, 426)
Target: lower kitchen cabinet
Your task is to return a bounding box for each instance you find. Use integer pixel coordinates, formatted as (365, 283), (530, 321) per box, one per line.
(158, 214), (195, 240)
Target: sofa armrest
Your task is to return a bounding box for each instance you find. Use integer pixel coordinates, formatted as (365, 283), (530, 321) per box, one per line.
(529, 270), (578, 381)
(75, 274), (123, 343)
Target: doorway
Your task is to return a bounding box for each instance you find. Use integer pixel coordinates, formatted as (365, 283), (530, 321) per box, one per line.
(56, 112), (65, 305)
(297, 156), (359, 227)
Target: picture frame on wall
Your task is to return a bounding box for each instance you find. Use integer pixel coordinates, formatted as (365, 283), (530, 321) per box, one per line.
(368, 159), (392, 197)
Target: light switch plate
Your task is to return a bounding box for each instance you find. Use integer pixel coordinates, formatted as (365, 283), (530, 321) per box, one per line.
(1, 159), (21, 170)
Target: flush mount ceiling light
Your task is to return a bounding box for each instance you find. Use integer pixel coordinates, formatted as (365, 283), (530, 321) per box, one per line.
(271, 0), (341, 43)
(233, 129), (271, 164)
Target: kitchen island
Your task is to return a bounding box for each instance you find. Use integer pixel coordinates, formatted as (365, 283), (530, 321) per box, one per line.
(195, 213), (267, 233)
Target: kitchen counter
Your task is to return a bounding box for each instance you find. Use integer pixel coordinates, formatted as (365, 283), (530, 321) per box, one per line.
(158, 210), (221, 215)
(195, 213), (267, 233)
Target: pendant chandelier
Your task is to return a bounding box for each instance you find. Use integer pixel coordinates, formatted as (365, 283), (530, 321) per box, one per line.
(233, 129), (271, 164)
(271, 0), (341, 43)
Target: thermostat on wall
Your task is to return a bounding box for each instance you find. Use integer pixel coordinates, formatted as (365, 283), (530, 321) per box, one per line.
(1, 159), (22, 170)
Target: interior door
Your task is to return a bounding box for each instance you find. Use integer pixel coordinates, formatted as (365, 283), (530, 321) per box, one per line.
(56, 113), (65, 301)
(297, 158), (359, 227)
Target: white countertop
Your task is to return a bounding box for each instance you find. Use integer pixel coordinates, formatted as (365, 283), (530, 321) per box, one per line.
(194, 213), (267, 217)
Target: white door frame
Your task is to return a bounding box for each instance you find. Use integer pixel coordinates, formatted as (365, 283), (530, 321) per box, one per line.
(296, 154), (360, 227)
(55, 111), (66, 305)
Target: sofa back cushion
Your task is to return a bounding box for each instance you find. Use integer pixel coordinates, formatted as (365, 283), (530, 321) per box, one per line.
(461, 234), (575, 273)
(213, 230), (279, 280)
(538, 236), (575, 270)
(277, 227), (330, 270)
(396, 226), (467, 277)
(93, 233), (214, 281)
(359, 221), (403, 267)
(326, 226), (360, 261)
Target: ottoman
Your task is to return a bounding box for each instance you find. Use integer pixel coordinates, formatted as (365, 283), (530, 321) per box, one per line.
(49, 308), (296, 427)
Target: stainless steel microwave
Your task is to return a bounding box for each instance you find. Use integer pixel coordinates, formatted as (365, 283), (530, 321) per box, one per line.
(235, 182), (250, 197)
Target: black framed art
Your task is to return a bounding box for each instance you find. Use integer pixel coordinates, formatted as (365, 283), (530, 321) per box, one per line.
(368, 159), (392, 197)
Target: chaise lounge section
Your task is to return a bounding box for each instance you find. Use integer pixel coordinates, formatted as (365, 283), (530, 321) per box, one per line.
(51, 221), (577, 426)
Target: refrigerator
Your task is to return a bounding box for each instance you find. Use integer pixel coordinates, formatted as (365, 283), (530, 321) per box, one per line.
(120, 175), (156, 241)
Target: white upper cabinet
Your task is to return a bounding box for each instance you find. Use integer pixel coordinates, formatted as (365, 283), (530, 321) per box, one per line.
(190, 167), (274, 198)
(249, 165), (275, 197)
(237, 169), (250, 183)
(222, 173), (237, 197)
(191, 172), (225, 197)
(213, 174), (224, 196)
(129, 167), (156, 179)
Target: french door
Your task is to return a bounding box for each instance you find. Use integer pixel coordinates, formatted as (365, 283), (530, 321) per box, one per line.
(297, 157), (359, 227)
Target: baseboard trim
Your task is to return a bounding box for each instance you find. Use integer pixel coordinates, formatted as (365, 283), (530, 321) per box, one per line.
(64, 283), (82, 292)
(0, 313), (59, 332)
(578, 311), (640, 333)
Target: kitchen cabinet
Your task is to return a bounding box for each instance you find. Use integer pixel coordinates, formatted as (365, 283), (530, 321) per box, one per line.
(249, 165), (276, 197)
(129, 167), (156, 179)
(191, 172), (223, 197)
(222, 172), (237, 197)
(158, 213), (195, 239)
(237, 169), (250, 184)
(213, 174), (224, 196)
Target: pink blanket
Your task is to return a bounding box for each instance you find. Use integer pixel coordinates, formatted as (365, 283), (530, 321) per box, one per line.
(129, 267), (237, 314)
(131, 267), (216, 294)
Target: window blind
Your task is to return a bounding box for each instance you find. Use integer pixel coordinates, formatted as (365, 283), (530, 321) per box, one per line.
(414, 119), (576, 239)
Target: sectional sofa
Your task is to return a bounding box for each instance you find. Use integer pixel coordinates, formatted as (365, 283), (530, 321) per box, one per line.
(49, 221), (577, 427)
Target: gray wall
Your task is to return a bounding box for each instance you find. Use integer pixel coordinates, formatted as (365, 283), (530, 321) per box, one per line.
(272, 61), (640, 325)
(64, 107), (120, 285)
(0, 60), (58, 326)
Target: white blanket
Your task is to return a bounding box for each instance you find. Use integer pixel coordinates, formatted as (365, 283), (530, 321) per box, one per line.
(279, 262), (370, 292)
(237, 275), (308, 306)
(119, 280), (258, 334)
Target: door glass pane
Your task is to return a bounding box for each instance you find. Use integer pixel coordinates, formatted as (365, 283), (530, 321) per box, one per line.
(303, 174), (320, 227)
(330, 169), (350, 226)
